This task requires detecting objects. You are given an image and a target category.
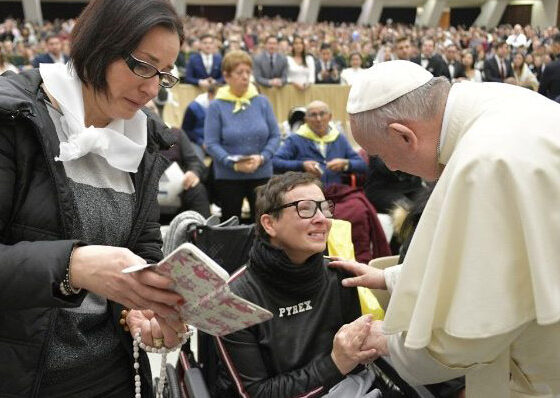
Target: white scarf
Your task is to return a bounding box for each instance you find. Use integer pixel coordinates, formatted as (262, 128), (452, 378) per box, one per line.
(40, 63), (147, 173)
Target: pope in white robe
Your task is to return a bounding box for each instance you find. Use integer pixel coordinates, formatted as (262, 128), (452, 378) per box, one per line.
(336, 60), (560, 398)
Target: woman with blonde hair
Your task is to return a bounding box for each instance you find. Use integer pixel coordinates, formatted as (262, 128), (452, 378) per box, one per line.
(205, 50), (280, 222)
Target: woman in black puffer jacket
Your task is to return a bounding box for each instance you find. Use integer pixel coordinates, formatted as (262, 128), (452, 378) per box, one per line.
(0, 1), (188, 396)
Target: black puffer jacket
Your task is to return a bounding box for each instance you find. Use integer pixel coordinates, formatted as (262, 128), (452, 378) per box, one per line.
(0, 70), (172, 397)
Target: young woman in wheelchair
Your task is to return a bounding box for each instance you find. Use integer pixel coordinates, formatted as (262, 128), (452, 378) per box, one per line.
(214, 171), (381, 398)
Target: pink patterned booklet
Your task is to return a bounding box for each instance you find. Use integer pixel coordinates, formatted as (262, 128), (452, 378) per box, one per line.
(155, 243), (272, 336)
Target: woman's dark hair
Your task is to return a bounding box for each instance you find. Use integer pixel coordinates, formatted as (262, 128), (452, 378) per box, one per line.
(290, 35), (308, 68)
(70, 0), (184, 93)
(254, 172), (322, 240)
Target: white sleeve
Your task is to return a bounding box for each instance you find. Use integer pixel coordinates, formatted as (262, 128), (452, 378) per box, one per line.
(383, 264), (402, 294)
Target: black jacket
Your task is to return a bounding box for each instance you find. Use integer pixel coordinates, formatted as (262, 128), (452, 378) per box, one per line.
(483, 56), (513, 82)
(411, 54), (451, 79)
(0, 69), (172, 397)
(538, 59), (560, 101)
(216, 239), (362, 398)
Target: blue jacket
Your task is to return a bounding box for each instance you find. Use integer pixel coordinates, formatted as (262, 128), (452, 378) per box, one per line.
(204, 95), (280, 180)
(273, 131), (367, 186)
(181, 100), (206, 146)
(31, 53), (69, 68)
(185, 52), (224, 85)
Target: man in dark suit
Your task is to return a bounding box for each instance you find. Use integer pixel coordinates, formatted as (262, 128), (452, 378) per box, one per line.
(442, 43), (466, 82)
(410, 37), (450, 79)
(185, 34), (224, 88)
(252, 35), (288, 88)
(538, 33), (560, 101)
(315, 43), (341, 84)
(483, 41), (514, 83)
(32, 34), (69, 68)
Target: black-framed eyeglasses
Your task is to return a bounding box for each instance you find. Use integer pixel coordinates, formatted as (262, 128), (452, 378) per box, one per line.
(268, 199), (335, 219)
(123, 53), (179, 88)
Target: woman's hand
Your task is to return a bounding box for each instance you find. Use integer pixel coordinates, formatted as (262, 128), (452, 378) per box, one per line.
(331, 315), (379, 375)
(235, 155), (263, 173)
(127, 309), (187, 348)
(70, 246), (184, 319)
(182, 171), (200, 190)
(303, 160), (322, 177)
(328, 258), (387, 290)
(326, 158), (349, 172)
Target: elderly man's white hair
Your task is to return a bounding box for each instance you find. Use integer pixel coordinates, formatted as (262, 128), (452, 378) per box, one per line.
(350, 77), (450, 139)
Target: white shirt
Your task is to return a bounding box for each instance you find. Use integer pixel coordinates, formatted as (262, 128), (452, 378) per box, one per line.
(286, 55), (315, 85)
(201, 52), (213, 74)
(340, 67), (363, 86)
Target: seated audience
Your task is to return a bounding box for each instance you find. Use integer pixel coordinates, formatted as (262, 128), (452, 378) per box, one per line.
(511, 52), (539, 91)
(273, 100), (366, 186)
(411, 37), (450, 79)
(31, 34), (68, 67)
(185, 34), (224, 88)
(205, 50), (280, 222)
(216, 172), (380, 397)
(538, 33), (560, 100)
(442, 43), (466, 82)
(363, 156), (423, 214)
(315, 43), (341, 84)
(483, 41), (514, 83)
(159, 127), (211, 218)
(0, 50), (18, 74)
(340, 52), (363, 86)
(287, 35), (315, 90)
(461, 50), (482, 82)
(181, 84), (216, 161)
(252, 35), (288, 88)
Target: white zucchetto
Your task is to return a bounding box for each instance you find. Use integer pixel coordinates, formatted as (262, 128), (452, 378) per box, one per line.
(346, 60), (433, 114)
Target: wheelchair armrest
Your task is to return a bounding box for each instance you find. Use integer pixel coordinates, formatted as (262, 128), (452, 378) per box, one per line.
(183, 368), (211, 398)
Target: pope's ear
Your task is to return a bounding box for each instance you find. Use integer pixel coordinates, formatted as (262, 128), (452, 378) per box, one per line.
(388, 122), (418, 151)
(260, 214), (277, 238)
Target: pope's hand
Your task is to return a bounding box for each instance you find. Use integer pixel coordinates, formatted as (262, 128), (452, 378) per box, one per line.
(331, 315), (379, 375)
(328, 258), (387, 290)
(361, 320), (389, 359)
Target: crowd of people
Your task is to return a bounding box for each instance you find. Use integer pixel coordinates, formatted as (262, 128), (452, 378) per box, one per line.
(2, 15), (560, 94)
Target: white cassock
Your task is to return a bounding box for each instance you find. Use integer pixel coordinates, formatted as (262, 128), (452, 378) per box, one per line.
(381, 81), (560, 397)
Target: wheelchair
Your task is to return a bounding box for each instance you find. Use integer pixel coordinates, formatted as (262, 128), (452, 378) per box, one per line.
(157, 211), (437, 398)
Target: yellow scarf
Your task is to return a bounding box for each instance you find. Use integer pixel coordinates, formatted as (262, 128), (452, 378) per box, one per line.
(296, 123), (340, 143)
(215, 83), (259, 113)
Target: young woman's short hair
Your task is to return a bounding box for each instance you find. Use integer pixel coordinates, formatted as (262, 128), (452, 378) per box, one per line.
(254, 172), (322, 240)
(221, 50), (252, 75)
(70, 0), (184, 93)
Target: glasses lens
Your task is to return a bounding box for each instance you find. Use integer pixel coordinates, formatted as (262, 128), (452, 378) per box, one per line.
(160, 73), (179, 88)
(133, 61), (157, 78)
(296, 200), (317, 218)
(320, 200), (334, 218)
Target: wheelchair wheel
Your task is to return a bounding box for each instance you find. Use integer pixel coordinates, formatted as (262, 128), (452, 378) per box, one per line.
(166, 363), (181, 398)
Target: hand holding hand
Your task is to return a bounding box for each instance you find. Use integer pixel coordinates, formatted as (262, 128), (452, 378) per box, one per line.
(127, 309), (187, 348)
(331, 315), (379, 375)
(326, 158), (349, 172)
(182, 171), (200, 190)
(70, 246), (184, 319)
(328, 258), (387, 290)
(360, 320), (389, 359)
